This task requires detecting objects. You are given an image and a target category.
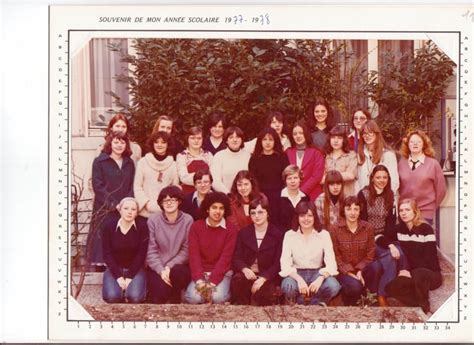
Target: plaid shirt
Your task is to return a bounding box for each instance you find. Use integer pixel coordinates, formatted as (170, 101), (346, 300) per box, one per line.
(314, 193), (341, 227)
(329, 219), (375, 275)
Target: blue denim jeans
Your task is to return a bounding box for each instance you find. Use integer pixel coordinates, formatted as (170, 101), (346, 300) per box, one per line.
(281, 268), (341, 305)
(102, 268), (147, 303)
(375, 242), (408, 296)
(337, 261), (382, 306)
(184, 271), (232, 304)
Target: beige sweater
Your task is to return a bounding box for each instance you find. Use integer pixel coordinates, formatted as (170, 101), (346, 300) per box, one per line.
(134, 153), (180, 217)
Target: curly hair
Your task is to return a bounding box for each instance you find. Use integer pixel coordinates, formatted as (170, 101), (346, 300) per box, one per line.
(147, 131), (173, 155)
(199, 192), (232, 219)
(399, 129), (435, 159)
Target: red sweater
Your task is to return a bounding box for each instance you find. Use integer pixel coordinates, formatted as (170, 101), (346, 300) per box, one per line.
(188, 219), (238, 285)
(398, 157), (447, 220)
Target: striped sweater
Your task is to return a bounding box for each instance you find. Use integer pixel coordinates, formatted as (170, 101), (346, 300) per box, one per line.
(376, 222), (440, 272)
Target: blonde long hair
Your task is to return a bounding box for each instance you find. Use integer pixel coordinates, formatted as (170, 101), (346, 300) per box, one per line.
(398, 198), (425, 227)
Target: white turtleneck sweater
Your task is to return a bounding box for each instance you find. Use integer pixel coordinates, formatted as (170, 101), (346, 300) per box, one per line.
(210, 148), (251, 194)
(134, 153), (180, 217)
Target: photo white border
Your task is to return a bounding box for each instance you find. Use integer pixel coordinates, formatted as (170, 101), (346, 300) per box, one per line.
(47, 4), (473, 342)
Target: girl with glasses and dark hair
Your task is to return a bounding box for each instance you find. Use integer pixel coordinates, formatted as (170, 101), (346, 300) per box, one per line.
(180, 169), (213, 221)
(231, 195), (283, 306)
(146, 186), (194, 304)
(348, 109), (371, 151)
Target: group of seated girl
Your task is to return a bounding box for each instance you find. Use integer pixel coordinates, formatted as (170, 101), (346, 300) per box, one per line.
(91, 100), (447, 313)
(102, 177), (441, 314)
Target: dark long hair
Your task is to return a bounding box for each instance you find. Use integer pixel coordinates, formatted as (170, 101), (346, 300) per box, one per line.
(322, 170), (344, 227)
(147, 130), (173, 156)
(252, 127), (284, 158)
(229, 170), (261, 207)
(291, 201), (323, 232)
(324, 125), (351, 154)
(289, 120), (314, 148)
(205, 112), (227, 136)
(265, 110), (288, 137)
(365, 164), (394, 211)
(306, 98), (334, 130)
(102, 131), (132, 157)
(106, 113), (132, 137)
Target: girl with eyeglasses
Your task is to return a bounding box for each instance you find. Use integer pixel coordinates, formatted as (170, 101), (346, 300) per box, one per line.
(231, 195), (283, 306)
(176, 126), (213, 194)
(398, 130), (446, 225)
(348, 109), (371, 151)
(146, 186), (194, 304)
(356, 120), (399, 196)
